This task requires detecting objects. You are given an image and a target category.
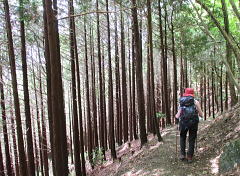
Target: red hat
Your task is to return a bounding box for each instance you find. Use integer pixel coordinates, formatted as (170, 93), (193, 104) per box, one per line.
(183, 88), (194, 97)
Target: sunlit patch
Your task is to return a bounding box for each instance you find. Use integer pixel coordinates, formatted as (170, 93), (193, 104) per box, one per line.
(210, 154), (221, 174)
(150, 142), (162, 150)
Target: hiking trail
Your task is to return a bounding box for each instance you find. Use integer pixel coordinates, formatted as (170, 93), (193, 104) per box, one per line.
(90, 105), (240, 176)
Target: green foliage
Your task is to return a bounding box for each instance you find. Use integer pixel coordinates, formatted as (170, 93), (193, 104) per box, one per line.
(92, 147), (105, 165)
(18, 0), (40, 24)
(156, 112), (166, 119)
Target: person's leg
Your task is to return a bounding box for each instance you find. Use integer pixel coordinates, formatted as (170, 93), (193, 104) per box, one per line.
(180, 127), (188, 159)
(187, 124), (198, 161)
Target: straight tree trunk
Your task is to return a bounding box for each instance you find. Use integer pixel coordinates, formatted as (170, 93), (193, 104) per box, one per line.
(84, 19), (94, 167)
(44, 0), (69, 174)
(114, 3), (123, 145)
(39, 64), (49, 176)
(68, 87), (74, 164)
(212, 61), (215, 119)
(42, 0), (55, 173)
(221, 0), (238, 106)
(171, 9), (178, 122)
(147, 0), (162, 141)
(90, 24), (99, 151)
(101, 48), (108, 151)
(131, 29), (138, 140)
(204, 65), (207, 120)
(69, 0), (82, 174)
(127, 24), (133, 141)
(19, 1), (35, 175)
(208, 76), (211, 117)
(225, 75), (229, 110)
(74, 11), (86, 176)
(131, 0), (148, 146)
(220, 65), (224, 112)
(96, 0), (106, 159)
(32, 58), (44, 176)
(3, 1), (28, 175)
(0, 140), (4, 176)
(120, 3), (129, 143)
(0, 66), (13, 176)
(9, 94), (19, 176)
(106, 0), (117, 159)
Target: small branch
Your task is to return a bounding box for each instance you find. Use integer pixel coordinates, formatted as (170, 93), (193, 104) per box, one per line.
(58, 11), (115, 20)
(57, 6), (140, 21)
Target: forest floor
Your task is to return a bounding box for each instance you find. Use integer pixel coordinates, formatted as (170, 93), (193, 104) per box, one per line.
(89, 104), (240, 176)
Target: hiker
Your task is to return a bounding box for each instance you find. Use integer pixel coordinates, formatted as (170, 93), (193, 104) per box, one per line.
(175, 88), (203, 163)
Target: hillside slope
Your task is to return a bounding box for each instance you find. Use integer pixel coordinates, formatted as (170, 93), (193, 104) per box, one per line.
(90, 104), (240, 176)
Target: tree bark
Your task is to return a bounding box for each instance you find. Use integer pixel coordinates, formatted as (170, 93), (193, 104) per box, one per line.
(147, 0), (162, 141)
(69, 0), (82, 174)
(0, 140), (5, 176)
(3, 0), (28, 175)
(90, 24), (98, 151)
(32, 57), (44, 176)
(120, 2), (129, 143)
(42, 0), (55, 173)
(19, 0), (35, 175)
(114, 3), (123, 145)
(96, 0), (106, 159)
(9, 95), (19, 176)
(106, 0), (117, 159)
(44, 0), (69, 174)
(131, 0), (147, 146)
(84, 18), (94, 167)
(0, 66), (13, 176)
(221, 0), (238, 106)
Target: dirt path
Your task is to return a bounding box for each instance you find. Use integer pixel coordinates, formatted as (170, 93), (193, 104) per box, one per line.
(115, 122), (215, 176)
(87, 105), (240, 176)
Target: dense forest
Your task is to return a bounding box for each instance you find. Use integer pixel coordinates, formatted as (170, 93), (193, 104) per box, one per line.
(0, 0), (240, 175)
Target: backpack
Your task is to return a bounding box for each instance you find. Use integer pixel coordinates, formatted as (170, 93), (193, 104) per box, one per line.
(179, 96), (199, 129)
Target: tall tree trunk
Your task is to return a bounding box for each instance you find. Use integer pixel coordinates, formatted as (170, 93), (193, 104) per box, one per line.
(225, 75), (229, 110)
(73, 11), (86, 176)
(19, 0), (35, 175)
(147, 0), (162, 141)
(114, 3), (123, 145)
(96, 0), (106, 159)
(106, 0), (117, 159)
(220, 65), (224, 112)
(0, 140), (4, 176)
(131, 0), (148, 146)
(9, 94), (19, 176)
(44, 0), (69, 174)
(84, 19), (94, 167)
(204, 65), (207, 120)
(69, 0), (82, 174)
(131, 28), (138, 140)
(0, 66), (13, 176)
(221, 0), (238, 106)
(170, 8), (178, 123)
(42, 0), (55, 173)
(90, 24), (98, 151)
(101, 47), (108, 151)
(120, 3), (129, 143)
(3, 1), (28, 175)
(68, 86), (74, 164)
(39, 64), (49, 176)
(32, 58), (44, 176)
(128, 24), (133, 142)
(32, 109), (39, 176)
